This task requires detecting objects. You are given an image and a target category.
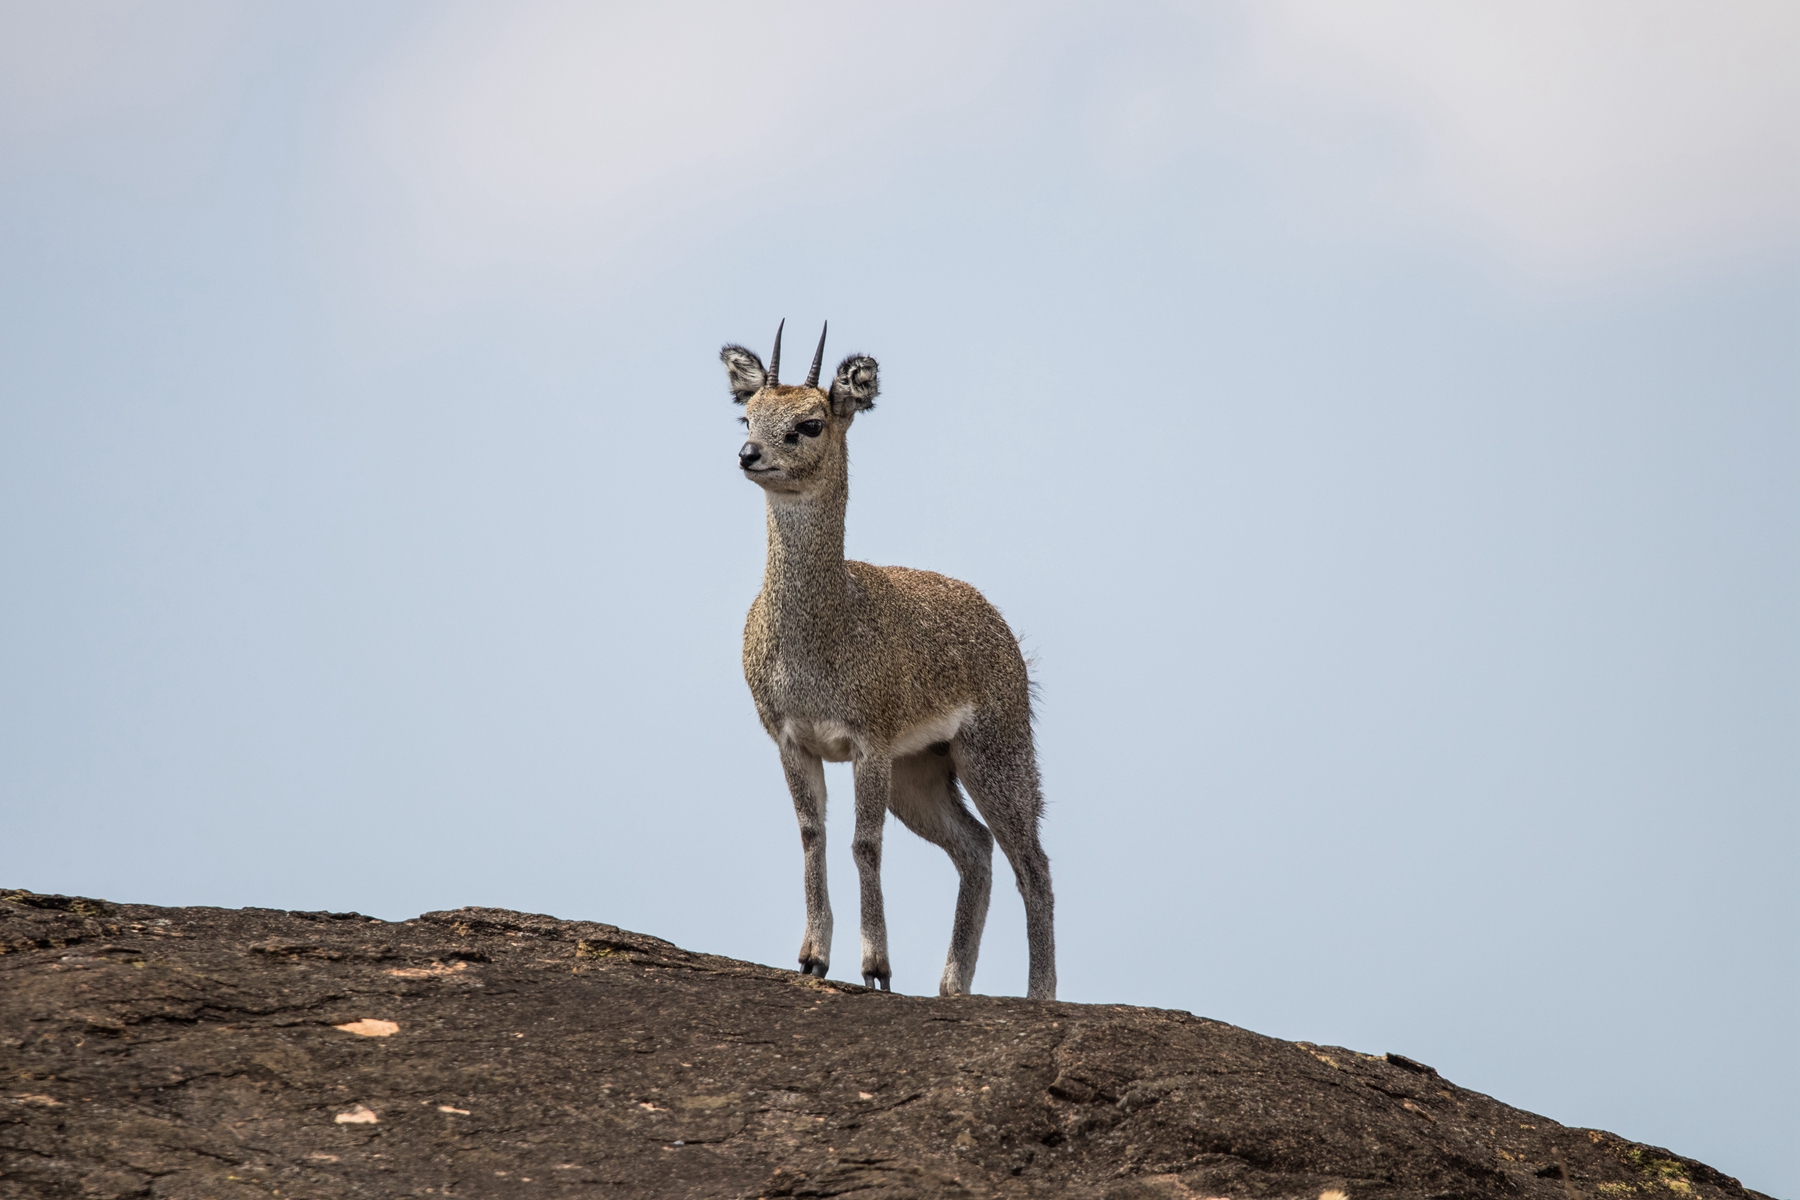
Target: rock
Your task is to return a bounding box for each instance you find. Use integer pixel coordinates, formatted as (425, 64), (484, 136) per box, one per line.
(0, 889), (1766, 1200)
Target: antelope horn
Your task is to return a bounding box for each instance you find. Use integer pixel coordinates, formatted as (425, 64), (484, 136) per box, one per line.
(805, 321), (827, 388)
(767, 318), (784, 386)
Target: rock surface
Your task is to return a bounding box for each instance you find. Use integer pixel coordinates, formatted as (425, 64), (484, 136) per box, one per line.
(0, 889), (1766, 1200)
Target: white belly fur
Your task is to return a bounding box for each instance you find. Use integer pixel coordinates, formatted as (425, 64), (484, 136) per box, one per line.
(781, 704), (973, 763)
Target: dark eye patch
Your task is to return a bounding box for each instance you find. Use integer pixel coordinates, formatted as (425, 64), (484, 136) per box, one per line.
(796, 419), (825, 438)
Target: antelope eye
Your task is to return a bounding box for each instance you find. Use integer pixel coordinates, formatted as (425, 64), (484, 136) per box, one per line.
(796, 419), (825, 438)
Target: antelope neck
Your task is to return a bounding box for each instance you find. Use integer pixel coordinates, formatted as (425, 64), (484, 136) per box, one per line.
(763, 458), (850, 637)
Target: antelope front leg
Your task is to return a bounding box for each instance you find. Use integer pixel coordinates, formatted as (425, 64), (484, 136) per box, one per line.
(779, 744), (832, 978)
(850, 754), (893, 990)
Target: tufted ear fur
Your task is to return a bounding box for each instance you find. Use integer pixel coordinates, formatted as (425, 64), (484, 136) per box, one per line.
(828, 354), (879, 417)
(720, 345), (767, 404)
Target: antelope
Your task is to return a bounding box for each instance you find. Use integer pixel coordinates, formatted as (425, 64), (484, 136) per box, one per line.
(722, 321), (1056, 999)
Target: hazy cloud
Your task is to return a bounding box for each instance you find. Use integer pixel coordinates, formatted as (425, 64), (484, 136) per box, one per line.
(314, 1), (1796, 299)
(1232, 0), (1800, 279)
(322, 2), (1012, 297)
(0, 0), (239, 152)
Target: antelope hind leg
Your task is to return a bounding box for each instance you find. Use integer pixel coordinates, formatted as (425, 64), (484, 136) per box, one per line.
(889, 748), (993, 996)
(952, 721), (1057, 1000)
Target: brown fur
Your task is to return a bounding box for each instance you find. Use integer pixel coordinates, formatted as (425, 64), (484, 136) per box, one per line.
(723, 335), (1056, 999)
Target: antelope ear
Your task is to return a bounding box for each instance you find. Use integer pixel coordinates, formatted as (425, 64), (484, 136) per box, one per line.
(828, 354), (879, 417)
(720, 344), (766, 404)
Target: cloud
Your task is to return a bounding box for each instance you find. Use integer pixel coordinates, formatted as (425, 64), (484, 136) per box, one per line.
(1230, 0), (1800, 279)
(312, 0), (1798, 302)
(322, 1), (1011, 295)
(0, 1), (240, 157)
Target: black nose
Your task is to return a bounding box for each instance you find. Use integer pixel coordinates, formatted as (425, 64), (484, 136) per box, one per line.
(738, 442), (762, 469)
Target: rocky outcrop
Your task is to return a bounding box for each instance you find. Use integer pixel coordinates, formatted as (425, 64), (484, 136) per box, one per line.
(0, 889), (1766, 1200)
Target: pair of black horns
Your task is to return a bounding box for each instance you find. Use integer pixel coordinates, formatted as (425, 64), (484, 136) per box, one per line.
(767, 319), (827, 389)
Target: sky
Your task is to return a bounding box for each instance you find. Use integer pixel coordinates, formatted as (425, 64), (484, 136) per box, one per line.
(1, 1), (1795, 1192)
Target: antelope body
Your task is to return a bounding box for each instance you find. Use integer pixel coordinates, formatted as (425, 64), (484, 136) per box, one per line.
(721, 322), (1056, 999)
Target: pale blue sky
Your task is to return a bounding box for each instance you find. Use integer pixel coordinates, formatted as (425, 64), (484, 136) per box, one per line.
(1, 3), (1795, 1192)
